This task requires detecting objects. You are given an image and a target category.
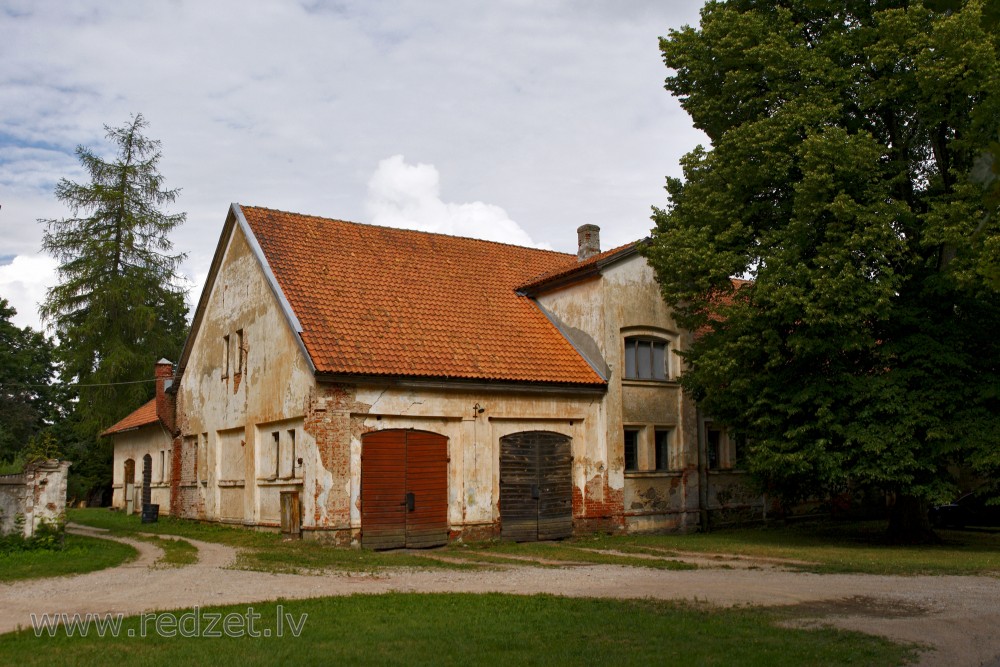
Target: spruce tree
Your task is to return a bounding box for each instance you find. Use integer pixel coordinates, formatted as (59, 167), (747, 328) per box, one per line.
(40, 114), (188, 440)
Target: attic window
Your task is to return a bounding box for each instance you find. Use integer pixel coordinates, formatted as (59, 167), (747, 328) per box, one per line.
(222, 335), (230, 378)
(624, 338), (668, 380)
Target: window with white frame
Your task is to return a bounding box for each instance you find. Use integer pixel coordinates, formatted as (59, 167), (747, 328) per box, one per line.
(705, 424), (743, 470)
(624, 428), (640, 472)
(624, 425), (676, 473)
(624, 337), (669, 380)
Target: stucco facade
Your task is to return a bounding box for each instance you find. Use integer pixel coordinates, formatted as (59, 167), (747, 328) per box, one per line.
(109, 204), (755, 544)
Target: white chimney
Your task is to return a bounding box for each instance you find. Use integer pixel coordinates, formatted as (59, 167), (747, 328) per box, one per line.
(577, 224), (600, 261)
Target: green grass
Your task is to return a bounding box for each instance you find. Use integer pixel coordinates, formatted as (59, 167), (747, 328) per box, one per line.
(0, 593), (917, 666)
(448, 539), (697, 570)
(235, 539), (480, 574)
(69, 509), (475, 573)
(69, 509), (1000, 576)
(0, 534), (137, 582)
(571, 521), (1000, 575)
(134, 535), (199, 567)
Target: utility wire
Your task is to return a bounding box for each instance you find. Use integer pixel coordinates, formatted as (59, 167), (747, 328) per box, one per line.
(0, 378), (157, 389)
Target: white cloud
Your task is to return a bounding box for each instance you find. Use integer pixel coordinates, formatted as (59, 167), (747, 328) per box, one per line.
(0, 254), (57, 331)
(365, 155), (548, 248)
(0, 0), (709, 306)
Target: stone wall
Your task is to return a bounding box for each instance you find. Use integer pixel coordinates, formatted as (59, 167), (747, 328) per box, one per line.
(0, 460), (71, 537)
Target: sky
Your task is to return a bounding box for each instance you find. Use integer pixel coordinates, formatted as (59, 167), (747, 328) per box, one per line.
(0, 0), (708, 332)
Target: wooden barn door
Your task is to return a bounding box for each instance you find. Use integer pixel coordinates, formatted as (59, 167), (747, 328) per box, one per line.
(361, 430), (448, 549)
(500, 431), (573, 541)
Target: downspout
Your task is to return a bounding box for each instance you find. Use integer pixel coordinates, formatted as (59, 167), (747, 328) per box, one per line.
(697, 407), (709, 532)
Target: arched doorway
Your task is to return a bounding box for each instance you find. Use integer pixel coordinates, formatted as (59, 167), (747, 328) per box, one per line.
(361, 429), (448, 549)
(500, 431), (573, 541)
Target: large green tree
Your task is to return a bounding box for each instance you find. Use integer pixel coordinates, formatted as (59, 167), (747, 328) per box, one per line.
(0, 297), (61, 462)
(648, 0), (1000, 541)
(39, 114), (189, 500)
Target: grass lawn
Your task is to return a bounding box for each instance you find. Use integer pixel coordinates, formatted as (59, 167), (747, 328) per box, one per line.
(134, 535), (199, 567)
(68, 508), (472, 573)
(69, 508), (1000, 576)
(576, 522), (1000, 575)
(0, 534), (137, 582)
(0, 593), (917, 666)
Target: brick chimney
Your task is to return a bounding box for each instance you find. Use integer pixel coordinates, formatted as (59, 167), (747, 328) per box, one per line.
(154, 359), (176, 434)
(577, 224), (600, 261)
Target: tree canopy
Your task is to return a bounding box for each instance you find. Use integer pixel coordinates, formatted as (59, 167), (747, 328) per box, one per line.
(648, 0), (1000, 540)
(39, 114), (189, 500)
(0, 298), (60, 463)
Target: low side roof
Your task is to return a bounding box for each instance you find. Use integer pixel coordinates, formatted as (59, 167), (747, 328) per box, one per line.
(239, 206), (606, 386)
(101, 399), (158, 436)
(517, 240), (645, 295)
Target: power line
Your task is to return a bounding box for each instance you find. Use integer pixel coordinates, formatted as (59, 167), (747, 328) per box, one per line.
(1, 378), (157, 389)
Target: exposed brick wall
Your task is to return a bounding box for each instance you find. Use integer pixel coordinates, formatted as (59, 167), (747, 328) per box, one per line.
(303, 383), (372, 530)
(572, 472), (626, 534)
(154, 360), (176, 434)
(169, 434), (183, 516)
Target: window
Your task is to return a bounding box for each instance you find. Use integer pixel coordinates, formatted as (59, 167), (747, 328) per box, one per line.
(654, 429), (671, 471)
(707, 428), (722, 469)
(235, 329), (245, 375)
(624, 338), (668, 380)
(197, 433), (208, 483)
(287, 429), (297, 478)
(272, 431), (281, 478)
(222, 335), (230, 378)
(624, 429), (639, 471)
(159, 450), (166, 482)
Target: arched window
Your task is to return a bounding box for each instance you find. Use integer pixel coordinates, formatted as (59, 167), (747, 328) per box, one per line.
(623, 337), (669, 380)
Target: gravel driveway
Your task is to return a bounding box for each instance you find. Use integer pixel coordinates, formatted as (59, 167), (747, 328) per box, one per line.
(1, 524), (998, 667)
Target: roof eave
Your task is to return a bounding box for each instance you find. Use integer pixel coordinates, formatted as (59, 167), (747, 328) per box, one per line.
(313, 372), (607, 395)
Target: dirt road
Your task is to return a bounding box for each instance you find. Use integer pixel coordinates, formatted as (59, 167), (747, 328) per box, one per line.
(1, 524), (997, 666)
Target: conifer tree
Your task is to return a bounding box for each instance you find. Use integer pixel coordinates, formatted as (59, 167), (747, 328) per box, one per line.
(40, 114), (188, 440)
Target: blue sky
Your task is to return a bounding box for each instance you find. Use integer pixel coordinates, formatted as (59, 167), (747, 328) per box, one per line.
(0, 0), (707, 331)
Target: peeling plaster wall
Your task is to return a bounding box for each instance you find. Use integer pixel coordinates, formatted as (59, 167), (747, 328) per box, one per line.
(536, 255), (701, 532)
(110, 425), (173, 514)
(176, 228), (709, 539)
(0, 460), (70, 537)
(706, 471), (764, 526)
(175, 223), (316, 527)
(349, 383), (604, 541)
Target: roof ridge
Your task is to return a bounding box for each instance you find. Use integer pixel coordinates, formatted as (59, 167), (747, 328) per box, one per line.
(240, 204), (574, 258)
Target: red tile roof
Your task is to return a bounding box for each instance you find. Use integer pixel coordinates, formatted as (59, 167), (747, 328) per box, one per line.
(101, 399), (159, 436)
(240, 206), (605, 385)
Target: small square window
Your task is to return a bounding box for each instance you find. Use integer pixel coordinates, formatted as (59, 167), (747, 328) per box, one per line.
(624, 429), (640, 472)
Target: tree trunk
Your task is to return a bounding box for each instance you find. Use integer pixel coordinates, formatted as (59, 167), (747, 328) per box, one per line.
(887, 493), (940, 544)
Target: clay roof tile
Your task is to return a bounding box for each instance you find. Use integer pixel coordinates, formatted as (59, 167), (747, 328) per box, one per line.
(240, 206), (605, 385)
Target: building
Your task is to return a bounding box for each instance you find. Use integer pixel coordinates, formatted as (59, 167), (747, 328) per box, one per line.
(105, 204), (759, 544)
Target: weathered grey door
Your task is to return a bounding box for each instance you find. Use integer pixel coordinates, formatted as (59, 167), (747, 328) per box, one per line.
(123, 459), (136, 514)
(500, 431), (573, 541)
(361, 430), (449, 549)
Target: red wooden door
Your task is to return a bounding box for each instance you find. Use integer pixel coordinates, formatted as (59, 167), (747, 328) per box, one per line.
(361, 430), (448, 549)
